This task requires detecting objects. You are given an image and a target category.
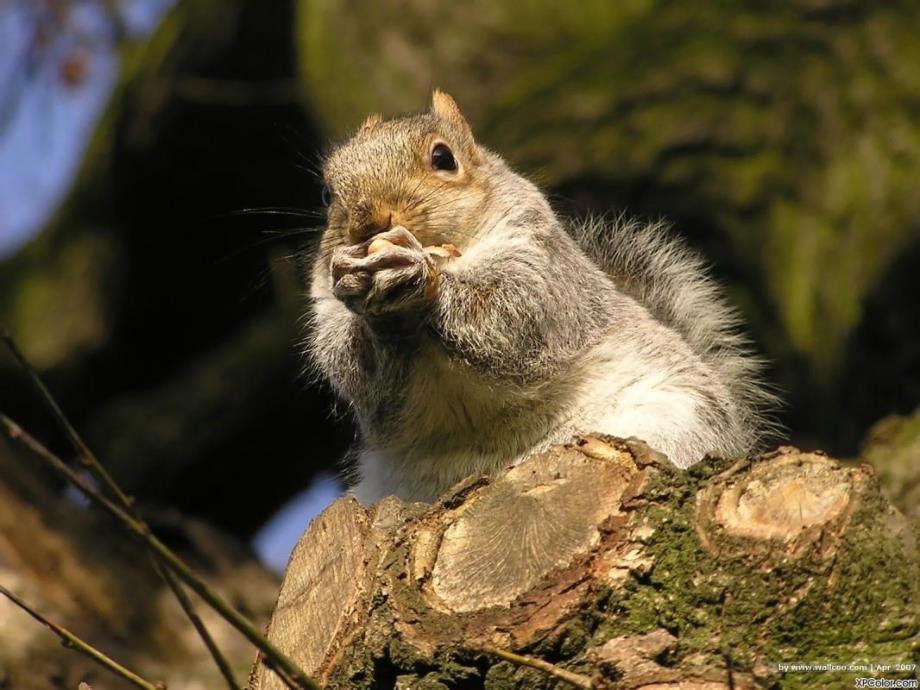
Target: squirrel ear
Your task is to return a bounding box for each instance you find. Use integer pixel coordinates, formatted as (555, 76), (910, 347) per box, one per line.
(431, 90), (471, 132)
(431, 89), (481, 163)
(359, 113), (382, 131)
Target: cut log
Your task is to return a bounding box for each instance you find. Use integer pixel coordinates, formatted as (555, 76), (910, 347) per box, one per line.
(250, 438), (919, 689)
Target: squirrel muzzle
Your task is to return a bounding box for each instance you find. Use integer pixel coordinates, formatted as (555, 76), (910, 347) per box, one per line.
(348, 204), (413, 245)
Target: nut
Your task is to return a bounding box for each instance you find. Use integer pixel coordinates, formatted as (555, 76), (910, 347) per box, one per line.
(425, 243), (462, 258)
(367, 238), (397, 255)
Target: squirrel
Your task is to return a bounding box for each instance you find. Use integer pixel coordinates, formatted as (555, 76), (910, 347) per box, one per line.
(307, 90), (777, 504)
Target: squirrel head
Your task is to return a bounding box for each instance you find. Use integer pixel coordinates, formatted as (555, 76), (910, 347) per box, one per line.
(321, 91), (491, 248)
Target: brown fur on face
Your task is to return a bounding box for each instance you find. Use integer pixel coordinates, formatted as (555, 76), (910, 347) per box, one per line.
(321, 91), (491, 249)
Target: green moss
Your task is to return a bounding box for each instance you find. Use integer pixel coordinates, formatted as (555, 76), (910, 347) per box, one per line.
(438, 659), (482, 686)
(483, 661), (553, 690)
(859, 407), (920, 519)
(483, 661), (517, 690)
(389, 638), (432, 673)
(5, 234), (118, 368)
(395, 674), (450, 690)
(587, 458), (918, 686)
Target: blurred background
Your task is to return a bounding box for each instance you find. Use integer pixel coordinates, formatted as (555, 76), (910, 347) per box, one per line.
(2, 0), (920, 575)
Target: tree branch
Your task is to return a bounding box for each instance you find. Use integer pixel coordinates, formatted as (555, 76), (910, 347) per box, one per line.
(1, 329), (240, 690)
(1, 327), (320, 690)
(0, 583), (164, 690)
(470, 645), (594, 689)
(0, 413), (321, 690)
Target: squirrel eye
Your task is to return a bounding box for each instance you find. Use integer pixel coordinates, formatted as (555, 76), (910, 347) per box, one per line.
(321, 185), (332, 207)
(431, 143), (457, 172)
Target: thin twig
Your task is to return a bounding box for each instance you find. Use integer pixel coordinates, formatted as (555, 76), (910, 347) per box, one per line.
(1, 330), (241, 690)
(0, 584), (163, 690)
(154, 561), (241, 689)
(0, 414), (320, 690)
(471, 644), (594, 689)
(1, 331), (129, 502)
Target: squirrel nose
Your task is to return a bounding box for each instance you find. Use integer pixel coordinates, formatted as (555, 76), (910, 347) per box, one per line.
(348, 210), (393, 244)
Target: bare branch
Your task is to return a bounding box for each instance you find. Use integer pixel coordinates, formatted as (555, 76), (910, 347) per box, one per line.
(0, 583), (165, 690)
(1, 328), (240, 690)
(155, 561), (242, 689)
(470, 645), (594, 689)
(1, 329), (127, 502)
(0, 412), (321, 690)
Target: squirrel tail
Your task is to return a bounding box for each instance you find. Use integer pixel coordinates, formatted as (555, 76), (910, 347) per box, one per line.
(570, 214), (781, 449)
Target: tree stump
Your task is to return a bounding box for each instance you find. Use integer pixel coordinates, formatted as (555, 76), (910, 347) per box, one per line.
(249, 438), (919, 689)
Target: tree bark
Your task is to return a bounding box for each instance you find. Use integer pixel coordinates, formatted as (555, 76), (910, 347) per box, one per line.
(250, 437), (919, 689)
(859, 405), (920, 523)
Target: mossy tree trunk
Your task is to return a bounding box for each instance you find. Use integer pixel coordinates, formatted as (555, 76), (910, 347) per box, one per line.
(250, 438), (919, 689)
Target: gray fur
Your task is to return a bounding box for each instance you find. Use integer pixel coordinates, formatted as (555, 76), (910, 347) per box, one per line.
(306, 100), (778, 504)
(570, 216), (780, 451)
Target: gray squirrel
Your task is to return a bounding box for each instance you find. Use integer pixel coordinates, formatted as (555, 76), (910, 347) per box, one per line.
(307, 90), (777, 504)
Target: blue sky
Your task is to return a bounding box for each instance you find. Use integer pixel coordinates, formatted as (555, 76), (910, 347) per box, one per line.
(0, 0), (170, 257)
(253, 474), (343, 573)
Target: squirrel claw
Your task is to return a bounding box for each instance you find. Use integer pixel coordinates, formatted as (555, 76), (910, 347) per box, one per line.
(331, 228), (437, 315)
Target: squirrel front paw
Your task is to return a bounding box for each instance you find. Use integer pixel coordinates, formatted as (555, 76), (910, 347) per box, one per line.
(331, 226), (438, 316)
